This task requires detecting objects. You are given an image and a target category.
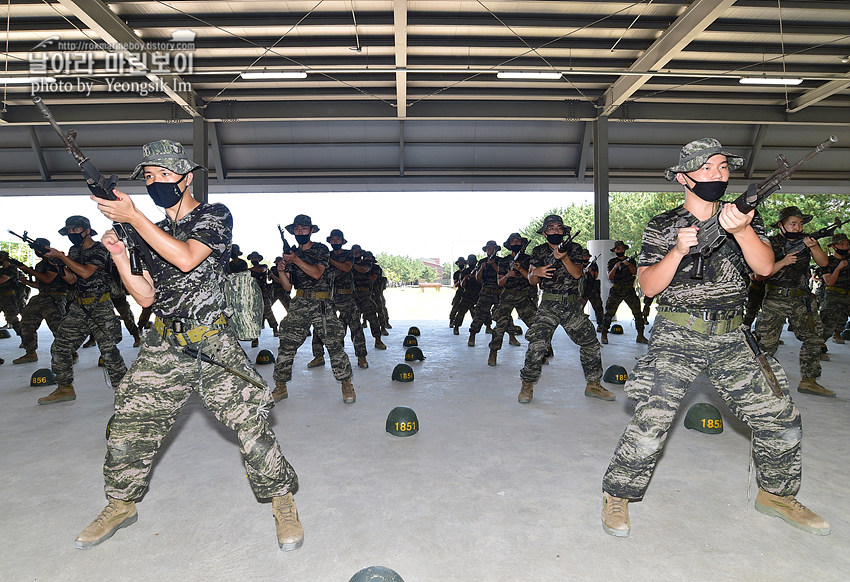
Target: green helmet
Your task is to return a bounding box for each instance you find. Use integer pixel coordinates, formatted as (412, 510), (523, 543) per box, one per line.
(98, 356), (105, 367)
(391, 363), (415, 382)
(385, 407), (419, 437)
(683, 403), (724, 434)
(30, 368), (57, 387)
(407, 326), (420, 337)
(106, 414), (115, 440)
(610, 323), (624, 334)
(841, 329), (850, 341)
(514, 325), (523, 336)
(349, 566), (405, 582)
(603, 365), (628, 385)
(402, 335), (418, 347)
(0, 328), (10, 339)
(255, 349), (274, 365)
(404, 347), (426, 361)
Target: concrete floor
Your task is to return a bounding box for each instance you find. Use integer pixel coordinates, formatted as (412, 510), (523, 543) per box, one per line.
(1, 291), (849, 582)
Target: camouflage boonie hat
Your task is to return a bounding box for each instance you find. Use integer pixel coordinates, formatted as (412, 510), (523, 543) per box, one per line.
(59, 215), (97, 236)
(455, 256), (466, 266)
(285, 214), (319, 234)
(536, 215), (571, 235)
(829, 233), (849, 247)
(34, 237), (51, 248)
(326, 228), (347, 244)
(610, 240), (630, 252)
(504, 232), (522, 247)
(246, 251), (263, 262)
(130, 140), (206, 179)
(467, 254), (477, 263)
(772, 206), (813, 228)
(482, 240), (501, 252)
(664, 137), (745, 181)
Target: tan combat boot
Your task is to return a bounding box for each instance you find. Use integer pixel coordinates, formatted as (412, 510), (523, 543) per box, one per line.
(488, 349), (498, 367)
(357, 356), (369, 369)
(38, 384), (76, 405)
(600, 332), (608, 345)
(75, 498), (138, 549)
(468, 332), (476, 347)
(306, 356), (325, 368)
(585, 380), (615, 401)
(518, 381), (534, 404)
(273, 381), (288, 402)
(832, 332), (845, 344)
(797, 377), (836, 397)
(453, 326), (459, 335)
(13, 351), (38, 364)
(508, 334), (521, 347)
(251, 339), (259, 348)
(272, 492), (304, 551)
(374, 338), (387, 350)
(341, 379), (356, 404)
(635, 332), (648, 344)
(602, 492), (630, 537)
(132, 332), (141, 348)
(380, 327), (389, 336)
(755, 489), (830, 536)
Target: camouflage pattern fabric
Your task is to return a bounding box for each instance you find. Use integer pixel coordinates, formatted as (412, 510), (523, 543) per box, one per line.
(351, 256), (382, 338)
(250, 266), (278, 331)
(489, 289), (536, 351)
(470, 287), (501, 333)
(312, 294), (367, 358)
(452, 264), (481, 326)
(371, 264), (389, 328)
(602, 318), (802, 500)
(0, 293), (22, 336)
(51, 300), (126, 387)
(104, 327), (297, 500)
(529, 240), (583, 294)
(68, 242), (112, 298)
(581, 272), (604, 325)
(743, 280), (766, 327)
(111, 293), (140, 339)
(601, 283), (645, 333)
(274, 296), (352, 383)
(20, 292), (67, 352)
(756, 293), (823, 378)
(819, 255), (850, 339)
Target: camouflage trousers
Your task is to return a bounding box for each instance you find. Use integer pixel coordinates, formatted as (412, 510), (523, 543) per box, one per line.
(755, 292), (823, 379)
(373, 289), (388, 328)
(261, 290), (279, 331)
(582, 290), (604, 326)
(272, 288), (291, 314)
(470, 287), (501, 333)
(489, 290), (536, 351)
(104, 327), (297, 500)
(20, 293), (66, 352)
(452, 294), (478, 327)
(354, 291), (382, 338)
(111, 293), (140, 338)
(312, 294), (367, 358)
(449, 288), (464, 323)
(520, 298), (602, 383)
(603, 317), (802, 500)
(274, 296), (352, 383)
(743, 281), (766, 327)
(820, 289), (850, 340)
(0, 292), (22, 336)
(51, 300), (126, 387)
(601, 284), (645, 332)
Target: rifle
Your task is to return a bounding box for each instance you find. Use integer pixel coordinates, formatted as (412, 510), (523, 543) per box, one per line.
(7, 230), (66, 276)
(32, 96), (151, 276)
(616, 253), (638, 271)
(688, 136), (838, 280)
(557, 229), (580, 253)
(276, 224), (292, 255)
(583, 253), (601, 274)
(779, 216), (850, 259)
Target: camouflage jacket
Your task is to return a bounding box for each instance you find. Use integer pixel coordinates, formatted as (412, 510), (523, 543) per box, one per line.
(291, 242), (332, 293)
(460, 264), (482, 298)
(608, 256), (637, 286)
(767, 234), (811, 289)
(498, 253), (531, 291)
(0, 263), (16, 293)
(821, 255), (850, 289)
(352, 256), (373, 290)
(476, 255), (500, 289)
(69, 241), (112, 298)
(529, 241), (583, 294)
(35, 259), (69, 294)
(328, 248), (355, 291)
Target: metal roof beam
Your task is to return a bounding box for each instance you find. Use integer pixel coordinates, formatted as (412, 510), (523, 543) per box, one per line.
(394, 0), (408, 118)
(746, 125), (769, 180)
(28, 126), (51, 181)
(787, 75), (850, 113)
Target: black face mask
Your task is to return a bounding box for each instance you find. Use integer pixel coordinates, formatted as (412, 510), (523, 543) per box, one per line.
(251, 260), (260, 266)
(685, 175), (728, 202)
(510, 244), (522, 253)
(146, 175), (187, 208)
(615, 251), (626, 257)
(546, 233), (564, 245)
(834, 248), (848, 257)
(294, 234), (311, 245)
(783, 231), (805, 240)
(68, 232), (85, 246)
(331, 243), (343, 251)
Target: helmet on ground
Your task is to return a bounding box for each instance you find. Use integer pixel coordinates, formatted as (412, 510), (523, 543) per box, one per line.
(30, 368), (57, 387)
(106, 414), (115, 439)
(402, 335), (418, 347)
(385, 407), (419, 437)
(603, 365), (628, 385)
(610, 324), (624, 334)
(392, 363), (414, 382)
(683, 403), (723, 434)
(0, 328), (10, 339)
(255, 349), (274, 365)
(514, 326), (523, 336)
(842, 329), (850, 341)
(407, 326), (420, 336)
(349, 565), (405, 582)
(98, 356), (105, 367)
(405, 347), (426, 361)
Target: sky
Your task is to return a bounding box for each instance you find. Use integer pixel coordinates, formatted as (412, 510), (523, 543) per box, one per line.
(1, 190), (593, 266)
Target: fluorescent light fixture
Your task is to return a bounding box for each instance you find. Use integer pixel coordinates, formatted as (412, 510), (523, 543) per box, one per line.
(496, 71), (562, 80)
(739, 77), (802, 86)
(0, 76), (57, 84)
(240, 71), (307, 80)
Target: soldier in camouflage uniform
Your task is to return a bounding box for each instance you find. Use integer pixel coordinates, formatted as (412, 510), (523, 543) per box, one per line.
(518, 215), (610, 404)
(269, 256), (292, 317)
(448, 256), (467, 327)
(109, 263), (142, 347)
(247, 252), (279, 339)
(819, 233), (850, 345)
(0, 251), (23, 339)
(755, 206), (832, 396)
(309, 229), (369, 369)
(601, 137), (829, 538)
(349, 245), (386, 350)
(369, 253), (390, 333)
(11, 239), (69, 364)
(468, 241), (502, 347)
(743, 273), (766, 327)
(37, 216), (127, 405)
(600, 241), (648, 345)
(227, 244), (248, 274)
(580, 248), (604, 329)
(273, 215), (355, 403)
(452, 254), (480, 334)
(488, 233), (534, 366)
(74, 140), (303, 552)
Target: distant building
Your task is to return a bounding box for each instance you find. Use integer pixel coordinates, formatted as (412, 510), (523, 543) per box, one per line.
(420, 257), (443, 280)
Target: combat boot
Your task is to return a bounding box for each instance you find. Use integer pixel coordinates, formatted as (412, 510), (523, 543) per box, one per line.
(585, 380), (615, 401)
(74, 498), (137, 549)
(341, 379), (356, 404)
(0, 357), (4, 365)
(485, 325), (493, 334)
(13, 350), (38, 364)
(251, 339), (259, 348)
(132, 332), (141, 348)
(38, 384), (76, 405)
(635, 332), (648, 344)
(601, 492), (630, 537)
(272, 492), (304, 551)
(820, 353), (830, 361)
(488, 349), (497, 367)
(600, 332), (608, 344)
(385, 322), (392, 329)
(755, 489), (830, 536)
(518, 381), (534, 404)
(508, 334), (521, 346)
(453, 326), (460, 335)
(374, 338), (387, 350)
(306, 356), (325, 368)
(468, 332), (476, 347)
(797, 377), (835, 397)
(72, 351), (79, 363)
(832, 332), (845, 344)
(357, 356), (369, 369)
(273, 381), (288, 402)
(82, 336), (96, 348)
(380, 327), (389, 336)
